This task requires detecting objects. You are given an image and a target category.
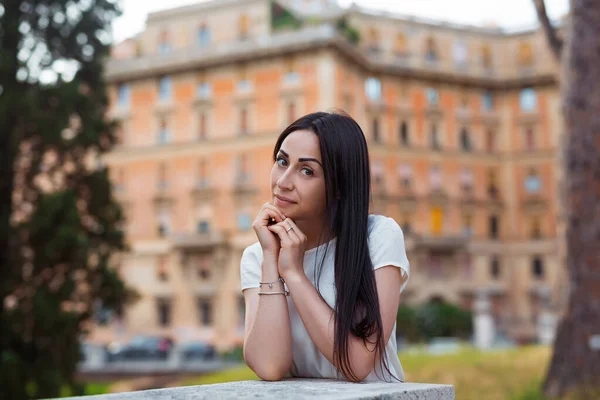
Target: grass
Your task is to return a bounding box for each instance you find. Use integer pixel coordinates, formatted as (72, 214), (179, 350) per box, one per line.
(175, 346), (552, 400)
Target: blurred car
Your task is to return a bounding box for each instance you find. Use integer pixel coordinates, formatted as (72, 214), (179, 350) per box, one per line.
(106, 335), (174, 361)
(427, 337), (462, 355)
(180, 341), (217, 361)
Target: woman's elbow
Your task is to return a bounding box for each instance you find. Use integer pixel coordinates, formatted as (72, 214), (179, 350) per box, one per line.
(247, 362), (289, 381)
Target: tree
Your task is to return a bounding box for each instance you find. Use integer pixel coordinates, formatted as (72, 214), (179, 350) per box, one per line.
(533, 0), (600, 397)
(0, 1), (134, 398)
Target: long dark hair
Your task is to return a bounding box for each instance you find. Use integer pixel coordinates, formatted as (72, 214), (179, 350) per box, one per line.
(272, 111), (396, 382)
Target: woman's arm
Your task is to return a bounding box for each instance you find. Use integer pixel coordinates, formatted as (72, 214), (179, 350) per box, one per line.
(242, 254), (293, 381)
(284, 265), (407, 381)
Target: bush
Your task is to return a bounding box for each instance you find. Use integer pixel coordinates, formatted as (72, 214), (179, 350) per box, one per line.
(397, 302), (473, 343)
(220, 346), (244, 362)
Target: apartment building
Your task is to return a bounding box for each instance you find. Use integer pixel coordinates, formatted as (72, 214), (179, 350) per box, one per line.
(95, 0), (564, 348)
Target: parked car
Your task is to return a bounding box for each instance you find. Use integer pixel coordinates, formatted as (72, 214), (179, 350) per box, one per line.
(180, 341), (217, 361)
(427, 337), (462, 355)
(106, 335), (174, 361)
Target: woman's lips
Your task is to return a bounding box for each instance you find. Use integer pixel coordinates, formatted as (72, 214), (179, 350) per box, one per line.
(274, 195), (296, 207)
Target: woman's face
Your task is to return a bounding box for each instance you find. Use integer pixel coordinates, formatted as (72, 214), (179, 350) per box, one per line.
(270, 129), (327, 222)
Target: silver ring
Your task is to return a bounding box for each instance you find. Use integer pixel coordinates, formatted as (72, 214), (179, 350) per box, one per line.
(286, 225), (293, 232)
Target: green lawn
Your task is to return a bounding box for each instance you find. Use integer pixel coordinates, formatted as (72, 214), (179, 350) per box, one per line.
(176, 346), (551, 400)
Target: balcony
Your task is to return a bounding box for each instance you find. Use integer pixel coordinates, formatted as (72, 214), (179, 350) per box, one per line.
(521, 194), (548, 213)
(153, 183), (173, 206)
(172, 230), (226, 251)
(191, 181), (215, 203)
(412, 234), (468, 252)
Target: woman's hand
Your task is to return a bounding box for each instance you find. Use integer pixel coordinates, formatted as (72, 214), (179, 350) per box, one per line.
(252, 202), (286, 260)
(267, 218), (307, 281)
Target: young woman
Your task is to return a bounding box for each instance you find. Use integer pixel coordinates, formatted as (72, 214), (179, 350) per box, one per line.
(240, 111), (410, 383)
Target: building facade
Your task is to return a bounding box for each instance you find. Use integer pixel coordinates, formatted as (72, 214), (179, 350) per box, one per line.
(95, 0), (565, 349)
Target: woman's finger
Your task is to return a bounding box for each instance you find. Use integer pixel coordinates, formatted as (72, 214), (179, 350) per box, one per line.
(263, 203), (286, 222)
(267, 224), (293, 245)
(282, 218), (301, 242)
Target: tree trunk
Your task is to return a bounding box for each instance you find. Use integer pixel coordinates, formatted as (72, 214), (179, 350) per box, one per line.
(543, 0), (600, 397)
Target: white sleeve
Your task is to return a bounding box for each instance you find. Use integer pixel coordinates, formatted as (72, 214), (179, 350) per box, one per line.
(368, 217), (410, 294)
(240, 245), (261, 292)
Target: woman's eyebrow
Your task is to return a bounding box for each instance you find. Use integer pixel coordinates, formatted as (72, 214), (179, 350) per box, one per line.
(279, 149), (323, 169)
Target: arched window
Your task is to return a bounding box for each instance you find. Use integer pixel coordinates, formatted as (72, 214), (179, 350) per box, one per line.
(518, 42), (534, 66)
(239, 15), (250, 39)
(481, 44), (492, 69)
(158, 30), (171, 54)
(425, 36), (438, 62)
(399, 120), (409, 146)
(367, 27), (380, 54)
(394, 33), (408, 57)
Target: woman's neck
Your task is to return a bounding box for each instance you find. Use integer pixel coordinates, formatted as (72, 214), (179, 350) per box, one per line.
(295, 216), (334, 252)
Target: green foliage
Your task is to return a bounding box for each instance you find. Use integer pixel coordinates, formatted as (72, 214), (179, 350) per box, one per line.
(220, 346), (244, 362)
(0, 1), (134, 399)
(270, 1), (303, 31)
(336, 19), (360, 45)
(397, 302), (473, 342)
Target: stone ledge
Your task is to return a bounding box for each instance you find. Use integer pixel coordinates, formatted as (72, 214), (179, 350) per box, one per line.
(65, 378), (454, 399)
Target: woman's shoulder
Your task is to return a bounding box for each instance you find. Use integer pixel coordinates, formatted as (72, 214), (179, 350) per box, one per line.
(367, 214), (402, 237)
(242, 241), (262, 260)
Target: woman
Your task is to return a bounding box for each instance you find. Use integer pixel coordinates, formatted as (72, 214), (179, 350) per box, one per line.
(240, 111), (410, 383)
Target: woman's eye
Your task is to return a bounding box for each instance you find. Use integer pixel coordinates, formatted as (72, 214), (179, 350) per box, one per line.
(276, 158), (287, 167)
(301, 168), (314, 176)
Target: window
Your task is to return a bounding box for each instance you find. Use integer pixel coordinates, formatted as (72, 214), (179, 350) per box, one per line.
(237, 213), (252, 231)
(394, 33), (408, 57)
(481, 44), (492, 69)
(365, 77), (382, 101)
(486, 130), (495, 153)
(197, 298), (213, 326)
(518, 42), (533, 67)
(490, 257), (501, 279)
(525, 169), (542, 193)
(158, 31), (171, 54)
(460, 167), (473, 193)
(236, 153), (250, 183)
(117, 83), (130, 107)
(283, 57), (300, 84)
(157, 298), (171, 327)
(425, 88), (439, 106)
(239, 15), (250, 40)
(197, 82), (212, 99)
(197, 254), (211, 279)
(237, 79), (252, 92)
(287, 102), (296, 124)
(430, 165), (442, 190)
(197, 220), (210, 234)
(425, 37), (438, 62)
(524, 127), (535, 151)
(401, 214), (412, 234)
(460, 128), (472, 152)
(157, 207), (171, 237)
(196, 159), (208, 188)
(482, 90), (494, 111)
(532, 256), (544, 279)
(399, 121), (409, 146)
(157, 256), (168, 281)
(115, 168), (126, 192)
(398, 163), (412, 189)
(157, 163), (168, 190)
(462, 214), (473, 237)
(198, 112), (207, 140)
(239, 108), (248, 135)
(431, 207), (444, 236)
(489, 215), (499, 239)
(519, 88), (537, 111)
(197, 24), (211, 47)
(453, 40), (468, 67)
(488, 168), (498, 198)
(372, 161), (384, 187)
(531, 217), (542, 239)
(372, 118), (381, 143)
(158, 120), (170, 144)
(158, 76), (172, 101)
(367, 27), (380, 54)
(430, 123), (440, 150)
